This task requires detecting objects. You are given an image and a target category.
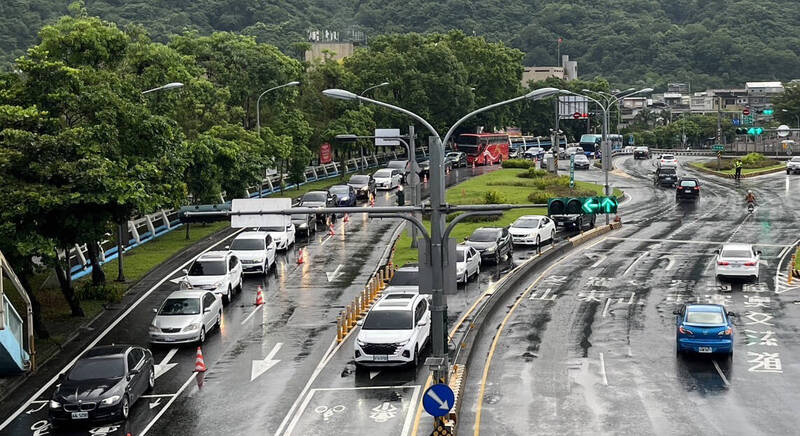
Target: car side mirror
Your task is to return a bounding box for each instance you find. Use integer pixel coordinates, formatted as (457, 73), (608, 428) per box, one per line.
(182, 268), (189, 275)
(356, 319), (364, 326)
(727, 311), (736, 317)
(204, 307), (212, 313)
(714, 249), (720, 255)
(757, 250), (762, 256)
(224, 245), (230, 250)
(672, 310), (681, 315)
(152, 308), (158, 314)
(417, 320), (428, 327)
(58, 373), (65, 381)
(129, 368), (140, 376)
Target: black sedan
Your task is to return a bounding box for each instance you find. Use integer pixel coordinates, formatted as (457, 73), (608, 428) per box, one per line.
(445, 151), (467, 168)
(418, 159), (452, 178)
(464, 227), (513, 263)
(348, 174), (376, 200)
(49, 345), (154, 426)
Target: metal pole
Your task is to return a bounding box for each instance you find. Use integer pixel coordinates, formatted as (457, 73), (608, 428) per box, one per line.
(116, 222), (125, 282)
(602, 107), (611, 225)
(553, 98), (560, 175)
(409, 125), (420, 249)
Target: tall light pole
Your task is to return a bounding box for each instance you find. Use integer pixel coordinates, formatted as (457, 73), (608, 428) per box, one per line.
(256, 81), (300, 135)
(118, 82), (186, 283)
(360, 81), (390, 96)
(782, 109), (800, 129)
(322, 87), (559, 389)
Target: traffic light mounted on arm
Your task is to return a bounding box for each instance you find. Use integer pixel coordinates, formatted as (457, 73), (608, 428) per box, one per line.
(547, 196), (618, 215)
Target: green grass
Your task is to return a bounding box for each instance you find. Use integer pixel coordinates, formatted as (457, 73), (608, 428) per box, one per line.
(795, 247), (800, 270)
(3, 221), (229, 361)
(689, 162), (785, 176)
(392, 169), (619, 266)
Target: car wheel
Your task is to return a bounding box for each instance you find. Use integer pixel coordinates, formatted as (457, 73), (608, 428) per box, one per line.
(412, 346), (420, 368)
(147, 367), (155, 392)
(263, 261), (269, 276)
(120, 394), (130, 420)
(217, 312), (222, 329)
(536, 235), (541, 247)
(550, 230), (555, 244)
(462, 272), (468, 284)
(223, 287), (231, 304)
(576, 218), (583, 231)
(788, 170), (791, 175)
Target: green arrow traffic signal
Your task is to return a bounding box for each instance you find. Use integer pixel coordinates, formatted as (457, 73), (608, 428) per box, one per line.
(600, 196), (618, 213)
(581, 197), (600, 214)
(763, 109), (774, 115)
(747, 127), (764, 136)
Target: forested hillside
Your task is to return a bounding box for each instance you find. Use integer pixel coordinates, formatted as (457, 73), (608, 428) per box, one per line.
(2, 0), (800, 88)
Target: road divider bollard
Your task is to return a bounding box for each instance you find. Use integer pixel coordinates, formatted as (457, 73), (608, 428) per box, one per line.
(336, 314), (345, 343)
(344, 213), (349, 223)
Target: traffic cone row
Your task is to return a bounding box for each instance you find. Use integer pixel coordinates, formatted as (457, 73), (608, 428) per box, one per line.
(343, 213), (349, 223)
(423, 174), (428, 184)
(369, 193), (375, 207)
(329, 223), (335, 236)
(194, 346), (207, 372)
(255, 286), (264, 306)
(297, 248), (304, 264)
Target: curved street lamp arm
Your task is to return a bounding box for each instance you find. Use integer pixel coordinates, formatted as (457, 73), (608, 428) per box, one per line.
(356, 95), (441, 142)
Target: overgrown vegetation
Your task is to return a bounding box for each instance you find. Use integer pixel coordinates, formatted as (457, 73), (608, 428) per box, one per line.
(699, 153), (780, 171)
(501, 159), (533, 169)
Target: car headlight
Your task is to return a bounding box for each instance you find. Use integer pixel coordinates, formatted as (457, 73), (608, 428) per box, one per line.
(183, 323), (201, 332)
(298, 222), (307, 229)
(148, 325), (160, 334)
(100, 395), (121, 406)
(213, 280), (224, 289)
(456, 265), (465, 274)
(396, 339), (410, 347)
(254, 258), (264, 263)
(341, 196), (349, 202)
(360, 187), (368, 191)
(356, 338), (367, 347)
(485, 246), (496, 253)
(49, 400), (61, 409)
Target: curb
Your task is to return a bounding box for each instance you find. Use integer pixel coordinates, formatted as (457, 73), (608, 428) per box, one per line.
(687, 163), (786, 179)
(447, 221), (621, 434)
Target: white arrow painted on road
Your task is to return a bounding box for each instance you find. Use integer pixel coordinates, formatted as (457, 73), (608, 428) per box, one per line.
(149, 398), (162, 409)
(154, 348), (179, 380)
(369, 371), (381, 380)
(251, 343), (283, 381)
(25, 401), (47, 414)
(326, 265), (345, 282)
(659, 255), (676, 271)
(426, 389), (450, 410)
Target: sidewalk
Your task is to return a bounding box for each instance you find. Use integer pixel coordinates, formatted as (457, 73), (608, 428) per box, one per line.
(0, 225), (236, 420)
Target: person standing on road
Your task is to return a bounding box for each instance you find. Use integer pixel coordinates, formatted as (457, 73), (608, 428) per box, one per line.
(734, 160), (743, 180)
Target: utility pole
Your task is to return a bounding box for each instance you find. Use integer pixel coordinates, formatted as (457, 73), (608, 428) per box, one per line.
(553, 97), (560, 175)
(409, 125), (420, 248)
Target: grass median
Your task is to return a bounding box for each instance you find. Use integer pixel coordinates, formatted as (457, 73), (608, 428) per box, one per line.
(392, 167), (621, 266)
(689, 152), (785, 177)
(3, 221), (229, 363)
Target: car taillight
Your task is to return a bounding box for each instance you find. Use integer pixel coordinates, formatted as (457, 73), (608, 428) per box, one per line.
(679, 326), (693, 335)
(677, 187), (683, 190)
(717, 261), (730, 266)
(744, 261), (757, 266)
(718, 328), (732, 336)
(693, 186), (700, 190)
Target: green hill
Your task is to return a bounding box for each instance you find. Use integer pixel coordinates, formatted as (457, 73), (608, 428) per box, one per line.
(2, 0), (799, 89)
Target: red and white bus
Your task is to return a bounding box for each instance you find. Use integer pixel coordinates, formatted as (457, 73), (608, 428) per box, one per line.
(455, 133), (510, 166)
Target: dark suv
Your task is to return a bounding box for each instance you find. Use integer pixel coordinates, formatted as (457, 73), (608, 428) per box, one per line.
(676, 178), (700, 201)
(300, 191), (337, 223)
(655, 168), (678, 188)
(464, 227), (513, 263)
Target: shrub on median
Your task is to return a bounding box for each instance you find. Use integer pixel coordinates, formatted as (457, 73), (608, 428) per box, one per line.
(517, 168), (549, 179)
(502, 159), (533, 169)
(483, 190), (507, 204)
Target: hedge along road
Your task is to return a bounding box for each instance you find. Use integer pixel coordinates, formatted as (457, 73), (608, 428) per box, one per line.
(459, 155), (800, 435)
(0, 163), (500, 436)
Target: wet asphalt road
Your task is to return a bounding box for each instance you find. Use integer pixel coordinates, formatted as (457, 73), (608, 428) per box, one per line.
(460, 156), (800, 436)
(1, 163), (559, 436)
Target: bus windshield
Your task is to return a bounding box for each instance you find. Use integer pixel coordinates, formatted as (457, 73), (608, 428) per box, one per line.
(456, 135), (481, 154)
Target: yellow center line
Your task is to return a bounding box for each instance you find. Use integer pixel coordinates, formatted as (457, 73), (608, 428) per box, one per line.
(473, 235), (609, 436)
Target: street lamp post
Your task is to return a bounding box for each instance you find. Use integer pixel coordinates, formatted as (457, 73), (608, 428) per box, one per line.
(119, 82), (186, 283)
(360, 82), (390, 96)
(256, 81), (300, 135)
(323, 87), (559, 390)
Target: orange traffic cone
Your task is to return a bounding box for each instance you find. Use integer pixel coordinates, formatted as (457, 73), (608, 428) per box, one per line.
(297, 248), (304, 264)
(194, 346), (207, 372)
(369, 194), (375, 207)
(472, 160), (476, 169)
(329, 223), (335, 236)
(343, 213), (349, 223)
(423, 174), (428, 184)
(446, 166), (450, 175)
(255, 286), (264, 306)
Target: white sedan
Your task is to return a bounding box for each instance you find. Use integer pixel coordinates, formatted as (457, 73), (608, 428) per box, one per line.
(149, 290), (222, 345)
(508, 215), (556, 246)
(374, 168), (402, 190)
(456, 245), (481, 284)
(714, 243), (761, 282)
(260, 223), (296, 250)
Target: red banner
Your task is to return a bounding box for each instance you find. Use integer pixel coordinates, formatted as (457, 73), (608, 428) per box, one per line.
(320, 142), (332, 164)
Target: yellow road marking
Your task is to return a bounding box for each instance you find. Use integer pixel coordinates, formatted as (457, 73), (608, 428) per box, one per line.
(473, 236), (609, 435)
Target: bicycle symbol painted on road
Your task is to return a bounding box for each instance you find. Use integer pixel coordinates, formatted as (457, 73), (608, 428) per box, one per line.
(315, 404), (346, 421)
(370, 402), (398, 423)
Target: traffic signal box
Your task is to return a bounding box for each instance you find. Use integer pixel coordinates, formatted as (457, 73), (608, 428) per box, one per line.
(547, 196), (618, 215)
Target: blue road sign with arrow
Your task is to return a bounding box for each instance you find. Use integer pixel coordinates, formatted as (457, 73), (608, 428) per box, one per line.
(423, 384), (455, 417)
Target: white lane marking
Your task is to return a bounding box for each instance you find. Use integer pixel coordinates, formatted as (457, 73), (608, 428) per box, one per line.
(599, 353), (609, 386)
(622, 252), (648, 276)
(606, 237), (789, 248)
(149, 398), (162, 409)
(240, 304), (264, 325)
(139, 394), (175, 398)
(140, 372), (196, 436)
(584, 252), (607, 268)
(320, 235), (333, 246)
(602, 298), (611, 318)
(326, 264), (345, 281)
(0, 229), (245, 431)
(154, 348), (179, 380)
(400, 386), (422, 436)
(712, 360), (731, 387)
(775, 237), (800, 294)
(251, 342), (283, 381)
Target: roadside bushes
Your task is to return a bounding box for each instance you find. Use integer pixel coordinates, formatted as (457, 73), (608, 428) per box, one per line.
(517, 168), (549, 178)
(701, 152), (778, 170)
(483, 190), (507, 204)
(501, 159), (532, 169)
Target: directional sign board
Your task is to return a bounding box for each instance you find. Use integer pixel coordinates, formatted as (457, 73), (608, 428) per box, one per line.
(423, 384), (454, 417)
(231, 198), (291, 228)
(711, 144), (724, 151)
(375, 128), (401, 146)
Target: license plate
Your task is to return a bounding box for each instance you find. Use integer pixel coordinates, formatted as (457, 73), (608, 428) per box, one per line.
(71, 412), (89, 420)
(698, 347), (712, 353)
(373, 355), (388, 362)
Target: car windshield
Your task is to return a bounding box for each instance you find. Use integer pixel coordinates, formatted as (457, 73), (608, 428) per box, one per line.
(686, 311), (724, 324)
(159, 297), (201, 315)
(387, 161), (407, 169)
(188, 260), (226, 276)
(350, 175), (369, 184)
(68, 357), (125, 381)
(662, 155), (675, 160)
(456, 248), (467, 261)
(390, 270), (418, 285)
(302, 192), (326, 202)
(792, 157), (800, 162)
(513, 218), (540, 229)
(574, 155), (588, 161)
(230, 238), (265, 250)
(470, 229), (498, 242)
(291, 214), (308, 220)
(721, 249), (753, 258)
(446, 153), (460, 158)
(680, 180), (697, 187)
(329, 186), (349, 194)
(362, 310), (413, 330)
(374, 169), (392, 178)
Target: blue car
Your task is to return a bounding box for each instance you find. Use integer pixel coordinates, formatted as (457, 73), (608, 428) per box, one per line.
(674, 304), (735, 356)
(328, 185), (357, 207)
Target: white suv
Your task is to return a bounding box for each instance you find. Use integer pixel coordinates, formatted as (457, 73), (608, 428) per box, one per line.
(355, 288), (430, 368)
(658, 154), (678, 168)
(228, 231), (276, 275)
(787, 156), (800, 174)
(183, 251), (243, 304)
